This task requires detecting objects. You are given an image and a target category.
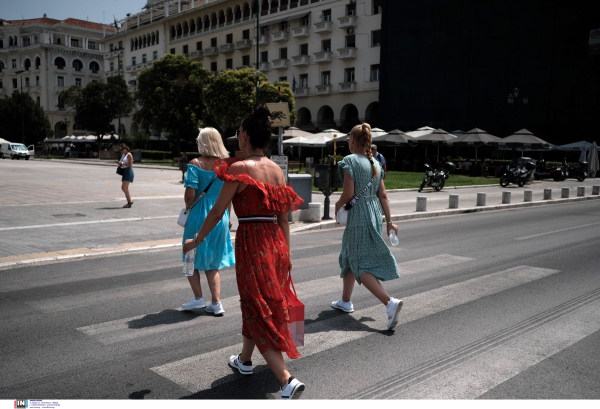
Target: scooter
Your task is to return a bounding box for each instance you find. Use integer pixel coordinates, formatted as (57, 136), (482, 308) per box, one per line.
(418, 162), (456, 192)
(565, 159), (587, 182)
(500, 162), (536, 187)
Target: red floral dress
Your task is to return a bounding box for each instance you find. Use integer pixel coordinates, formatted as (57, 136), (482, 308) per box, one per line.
(215, 158), (304, 359)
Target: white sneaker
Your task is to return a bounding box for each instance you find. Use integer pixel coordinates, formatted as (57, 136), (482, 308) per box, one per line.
(331, 298), (354, 313)
(280, 376), (305, 399)
(386, 297), (403, 330)
(228, 354), (253, 375)
(182, 297), (206, 310)
(206, 301), (225, 315)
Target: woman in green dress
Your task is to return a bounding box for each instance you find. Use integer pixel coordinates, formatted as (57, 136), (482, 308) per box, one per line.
(333, 123), (403, 330)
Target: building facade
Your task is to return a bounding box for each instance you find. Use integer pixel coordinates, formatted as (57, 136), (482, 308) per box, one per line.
(105, 0), (382, 134)
(0, 16), (112, 139)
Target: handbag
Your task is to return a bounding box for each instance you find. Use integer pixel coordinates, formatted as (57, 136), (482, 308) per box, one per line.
(177, 175), (217, 227)
(116, 166), (124, 176)
(336, 175), (377, 225)
(285, 272), (304, 347)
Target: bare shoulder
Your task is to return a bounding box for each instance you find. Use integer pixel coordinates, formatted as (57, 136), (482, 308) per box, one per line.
(266, 158), (286, 185)
(227, 161), (247, 176)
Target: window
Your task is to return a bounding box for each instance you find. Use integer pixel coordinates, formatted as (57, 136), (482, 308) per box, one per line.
(36, 76), (40, 86)
(372, 30), (381, 47)
(322, 9), (331, 21)
(12, 78), (17, 88)
(153, 50), (158, 60)
(196, 41), (202, 51)
(55, 57), (65, 69)
(73, 59), (83, 71)
(211, 62), (217, 72)
(142, 54), (147, 63)
(71, 39), (79, 47)
(322, 39), (331, 52)
(280, 47), (287, 59)
(260, 26), (269, 36)
(299, 74), (308, 88)
(226, 58), (233, 69)
(279, 76), (287, 82)
(119, 61), (123, 70)
(35, 57), (41, 68)
(110, 43), (114, 51)
(346, 34), (356, 48)
(90, 62), (100, 73)
(57, 76), (65, 86)
(88, 41), (96, 50)
(12, 59), (17, 69)
(242, 55), (250, 66)
(370, 64), (380, 81)
(0, 79), (3, 89)
(226, 33), (233, 44)
(243, 29), (250, 40)
(373, 0), (382, 14)
(280, 21), (289, 31)
(211, 37), (217, 47)
(344, 67), (355, 82)
(170, 48), (175, 54)
(25, 77), (30, 87)
(261, 51), (268, 62)
(119, 41), (122, 49)
(183, 45), (189, 54)
(132, 56), (136, 65)
(300, 43), (308, 55)
(75, 78), (82, 87)
(36, 96), (40, 106)
(110, 62), (114, 71)
(56, 38), (61, 45)
(346, 4), (356, 16)
(321, 71), (331, 85)
(301, 15), (310, 27)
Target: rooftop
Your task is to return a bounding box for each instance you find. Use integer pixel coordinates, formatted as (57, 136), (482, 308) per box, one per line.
(1, 16), (115, 32)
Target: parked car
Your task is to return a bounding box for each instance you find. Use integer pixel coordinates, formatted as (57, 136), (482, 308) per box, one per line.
(0, 143), (34, 160)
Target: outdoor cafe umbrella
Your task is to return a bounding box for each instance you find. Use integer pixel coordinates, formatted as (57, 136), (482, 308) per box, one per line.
(294, 129), (340, 158)
(413, 128), (457, 162)
(405, 126), (436, 138)
(495, 129), (552, 157)
(557, 140), (592, 151)
(447, 128), (501, 162)
(588, 141), (599, 177)
(371, 129), (414, 162)
(331, 127), (388, 144)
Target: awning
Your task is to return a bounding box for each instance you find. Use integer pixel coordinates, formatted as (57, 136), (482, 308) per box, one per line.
(259, 12), (310, 27)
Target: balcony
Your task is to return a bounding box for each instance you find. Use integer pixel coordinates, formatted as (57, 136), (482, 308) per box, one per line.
(128, 85), (136, 93)
(136, 63), (144, 71)
(292, 55), (310, 66)
(338, 15), (358, 29)
(295, 87), (309, 97)
(235, 65), (251, 70)
(26, 85), (41, 93)
(314, 51), (332, 64)
(272, 59), (289, 70)
(316, 84), (331, 95)
(253, 35), (269, 46)
(73, 69), (85, 76)
(204, 47), (219, 57)
(291, 27), (310, 38)
(314, 21), (333, 34)
(272, 31), (289, 42)
(259, 61), (270, 71)
(105, 72), (111, 77)
(235, 39), (252, 50)
(54, 85), (66, 93)
(126, 66), (133, 72)
(210, 71), (218, 77)
(339, 82), (356, 92)
(338, 48), (357, 59)
(219, 43), (235, 53)
(190, 50), (204, 59)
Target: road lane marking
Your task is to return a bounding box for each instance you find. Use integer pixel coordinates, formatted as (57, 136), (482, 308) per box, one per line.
(399, 254), (473, 275)
(152, 175), (180, 183)
(0, 196), (183, 207)
(105, 180), (112, 186)
(150, 266), (560, 393)
(0, 215), (178, 231)
(515, 221), (600, 240)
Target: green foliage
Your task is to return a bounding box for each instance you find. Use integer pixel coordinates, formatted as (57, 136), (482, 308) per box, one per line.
(204, 68), (297, 130)
(119, 131), (150, 150)
(133, 54), (213, 148)
(0, 91), (52, 145)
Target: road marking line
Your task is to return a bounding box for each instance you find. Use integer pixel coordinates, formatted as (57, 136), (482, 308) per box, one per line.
(515, 220), (600, 240)
(152, 175), (180, 183)
(399, 254), (473, 275)
(150, 266), (560, 393)
(0, 196), (183, 207)
(0, 215), (178, 231)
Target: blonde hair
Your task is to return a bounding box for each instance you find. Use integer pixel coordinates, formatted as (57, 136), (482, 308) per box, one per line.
(350, 123), (378, 177)
(196, 127), (229, 159)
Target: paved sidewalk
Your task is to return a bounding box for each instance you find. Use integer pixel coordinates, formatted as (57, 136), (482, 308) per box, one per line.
(31, 157), (180, 171)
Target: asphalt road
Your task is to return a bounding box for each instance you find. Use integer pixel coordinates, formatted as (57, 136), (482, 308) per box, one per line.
(1, 200), (600, 399)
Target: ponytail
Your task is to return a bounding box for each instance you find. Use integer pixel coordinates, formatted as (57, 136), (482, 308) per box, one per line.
(350, 123), (378, 177)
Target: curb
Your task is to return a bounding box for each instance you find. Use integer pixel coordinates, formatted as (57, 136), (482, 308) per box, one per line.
(290, 194), (600, 233)
(320, 182), (544, 196)
(31, 158), (179, 171)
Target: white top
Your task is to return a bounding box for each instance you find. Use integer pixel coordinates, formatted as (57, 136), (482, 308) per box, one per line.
(120, 153), (130, 165)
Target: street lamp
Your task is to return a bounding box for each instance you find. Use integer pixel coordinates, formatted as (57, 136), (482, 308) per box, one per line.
(506, 87), (528, 132)
(15, 70), (25, 144)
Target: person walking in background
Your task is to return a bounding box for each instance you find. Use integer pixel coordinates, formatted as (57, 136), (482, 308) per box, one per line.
(116, 144), (134, 208)
(181, 128), (235, 315)
(334, 124), (402, 330)
(183, 105), (306, 399)
(371, 144), (387, 179)
(179, 152), (189, 184)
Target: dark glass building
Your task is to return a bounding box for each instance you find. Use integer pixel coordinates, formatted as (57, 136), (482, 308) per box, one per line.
(379, 0), (600, 144)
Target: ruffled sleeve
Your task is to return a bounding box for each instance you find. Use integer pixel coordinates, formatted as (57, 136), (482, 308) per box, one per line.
(214, 158), (304, 212)
(184, 163), (200, 190)
(338, 156), (354, 181)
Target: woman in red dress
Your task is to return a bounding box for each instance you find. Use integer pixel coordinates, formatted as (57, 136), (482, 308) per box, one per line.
(183, 105), (305, 399)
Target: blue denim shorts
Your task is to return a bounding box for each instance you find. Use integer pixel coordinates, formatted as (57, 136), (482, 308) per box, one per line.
(122, 167), (134, 183)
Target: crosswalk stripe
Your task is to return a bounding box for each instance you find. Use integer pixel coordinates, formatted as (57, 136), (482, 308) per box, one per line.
(150, 265), (560, 393)
(398, 254), (473, 274)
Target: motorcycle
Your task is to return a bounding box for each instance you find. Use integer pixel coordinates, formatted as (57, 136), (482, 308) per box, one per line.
(534, 159), (556, 180)
(561, 158), (587, 182)
(500, 160), (536, 187)
(418, 162), (456, 192)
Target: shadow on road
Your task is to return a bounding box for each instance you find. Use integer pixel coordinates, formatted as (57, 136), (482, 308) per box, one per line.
(129, 389), (152, 399)
(128, 309), (204, 329)
(181, 367), (279, 399)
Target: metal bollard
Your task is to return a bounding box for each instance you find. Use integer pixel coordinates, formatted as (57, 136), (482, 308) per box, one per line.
(449, 194), (459, 209)
(561, 187), (569, 198)
(543, 188), (552, 200)
(476, 192), (486, 206)
(524, 190), (532, 202)
(308, 203), (321, 223)
(416, 196), (427, 212)
(577, 186), (585, 197)
(502, 191), (511, 204)
(593, 185), (600, 195)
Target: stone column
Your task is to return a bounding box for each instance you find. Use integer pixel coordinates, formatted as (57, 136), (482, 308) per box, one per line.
(593, 186), (600, 195)
(416, 197), (427, 212)
(502, 191), (511, 204)
(449, 194), (459, 209)
(561, 187), (569, 198)
(524, 190), (532, 202)
(577, 186), (585, 197)
(476, 192), (486, 206)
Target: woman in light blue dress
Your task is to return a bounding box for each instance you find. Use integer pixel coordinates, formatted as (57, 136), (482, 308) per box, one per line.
(181, 128), (235, 315)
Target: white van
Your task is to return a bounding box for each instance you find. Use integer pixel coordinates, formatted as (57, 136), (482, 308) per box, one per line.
(0, 143), (34, 160)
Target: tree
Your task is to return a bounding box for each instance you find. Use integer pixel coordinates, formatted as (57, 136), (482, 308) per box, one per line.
(204, 68), (297, 131)
(58, 76), (133, 155)
(133, 54), (213, 155)
(0, 91), (53, 146)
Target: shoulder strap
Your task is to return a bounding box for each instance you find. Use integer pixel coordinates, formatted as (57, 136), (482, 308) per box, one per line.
(344, 175), (377, 210)
(187, 174), (218, 211)
(191, 158), (202, 169)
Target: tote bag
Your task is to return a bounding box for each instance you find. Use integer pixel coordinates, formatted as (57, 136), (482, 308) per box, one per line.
(285, 273), (304, 347)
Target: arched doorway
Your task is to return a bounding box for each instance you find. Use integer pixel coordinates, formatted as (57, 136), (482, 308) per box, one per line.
(317, 105), (335, 129)
(365, 102), (380, 128)
(340, 104), (360, 132)
(55, 121), (67, 138)
(296, 107), (312, 129)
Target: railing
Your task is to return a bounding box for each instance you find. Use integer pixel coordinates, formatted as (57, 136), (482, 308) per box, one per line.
(259, 62), (270, 71)
(219, 43), (235, 53)
(314, 51), (332, 63)
(272, 31), (289, 42)
(204, 47), (219, 56)
(338, 48), (357, 59)
(292, 56), (310, 66)
(190, 50), (204, 58)
(316, 84), (331, 95)
(253, 35), (269, 46)
(338, 15), (358, 28)
(314, 21), (333, 33)
(272, 59), (289, 69)
(339, 82), (356, 92)
(292, 27), (310, 38)
(235, 39), (252, 50)
(295, 87), (309, 96)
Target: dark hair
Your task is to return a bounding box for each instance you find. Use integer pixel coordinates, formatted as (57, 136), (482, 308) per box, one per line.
(120, 143), (130, 152)
(241, 103), (272, 149)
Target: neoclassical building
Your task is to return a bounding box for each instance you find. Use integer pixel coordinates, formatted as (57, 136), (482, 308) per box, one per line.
(106, 0), (382, 134)
(0, 15), (111, 139)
